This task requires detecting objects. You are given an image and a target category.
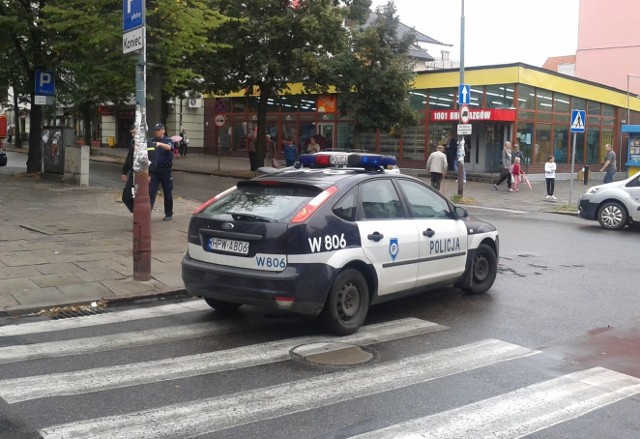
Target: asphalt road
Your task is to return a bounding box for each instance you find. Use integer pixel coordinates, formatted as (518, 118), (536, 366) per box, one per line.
(1, 153), (639, 438)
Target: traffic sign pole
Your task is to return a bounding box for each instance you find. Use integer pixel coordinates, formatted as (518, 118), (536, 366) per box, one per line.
(568, 109), (586, 206)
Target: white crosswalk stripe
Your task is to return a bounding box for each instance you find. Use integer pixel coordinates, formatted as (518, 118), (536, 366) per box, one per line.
(0, 300), (212, 337)
(0, 317), (446, 403)
(38, 339), (538, 439)
(350, 367), (640, 439)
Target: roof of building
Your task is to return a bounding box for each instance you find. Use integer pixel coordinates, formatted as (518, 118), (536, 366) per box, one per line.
(542, 55), (577, 71)
(364, 12), (450, 47)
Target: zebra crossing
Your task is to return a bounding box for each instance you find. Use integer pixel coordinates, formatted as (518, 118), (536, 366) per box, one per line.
(1, 299), (639, 439)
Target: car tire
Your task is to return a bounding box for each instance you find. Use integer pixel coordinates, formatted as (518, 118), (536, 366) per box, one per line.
(321, 268), (370, 335)
(203, 297), (242, 313)
(462, 243), (497, 295)
(597, 201), (627, 230)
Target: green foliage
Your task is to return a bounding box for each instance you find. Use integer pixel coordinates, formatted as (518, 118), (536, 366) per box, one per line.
(331, 1), (417, 147)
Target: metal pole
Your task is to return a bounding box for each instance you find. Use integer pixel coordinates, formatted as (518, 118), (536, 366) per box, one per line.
(569, 132), (577, 205)
(132, 1), (151, 281)
(457, 0), (465, 196)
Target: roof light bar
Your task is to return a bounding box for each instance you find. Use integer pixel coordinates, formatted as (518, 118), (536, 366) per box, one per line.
(297, 152), (396, 170)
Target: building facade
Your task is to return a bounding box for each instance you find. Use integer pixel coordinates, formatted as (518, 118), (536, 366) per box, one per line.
(205, 63), (640, 175)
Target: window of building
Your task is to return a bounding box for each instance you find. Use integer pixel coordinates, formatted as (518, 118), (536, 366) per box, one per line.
(280, 95), (299, 113)
(428, 88), (456, 110)
(553, 93), (570, 113)
(231, 98), (246, 113)
(553, 125), (569, 163)
(409, 90), (428, 111)
(573, 132), (585, 163)
(517, 84), (535, 110)
(516, 122), (534, 160)
(469, 87), (483, 108)
(571, 97), (586, 110)
(534, 124), (552, 164)
(586, 127), (600, 164)
(536, 89), (554, 112)
(402, 119), (426, 161)
(485, 84), (514, 109)
(587, 101), (601, 116)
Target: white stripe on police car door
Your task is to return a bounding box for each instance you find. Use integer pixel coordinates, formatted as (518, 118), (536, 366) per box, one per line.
(0, 318), (446, 404)
(350, 366), (640, 439)
(39, 339), (538, 439)
(0, 319), (251, 365)
(352, 367), (640, 439)
(0, 300), (211, 337)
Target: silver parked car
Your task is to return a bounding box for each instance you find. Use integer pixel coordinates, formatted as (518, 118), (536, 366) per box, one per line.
(578, 171), (640, 229)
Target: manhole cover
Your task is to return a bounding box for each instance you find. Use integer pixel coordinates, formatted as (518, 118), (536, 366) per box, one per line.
(290, 342), (374, 366)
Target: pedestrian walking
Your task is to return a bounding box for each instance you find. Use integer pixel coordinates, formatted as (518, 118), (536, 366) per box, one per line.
(511, 143), (525, 164)
(544, 155), (557, 200)
(7, 125), (13, 143)
(307, 137), (321, 153)
(511, 157), (523, 191)
(120, 125), (136, 213)
(148, 123), (175, 221)
(247, 133), (257, 171)
(284, 136), (298, 166)
(179, 130), (189, 158)
(599, 143), (616, 183)
(493, 141), (513, 192)
(426, 144), (448, 191)
(265, 134), (280, 167)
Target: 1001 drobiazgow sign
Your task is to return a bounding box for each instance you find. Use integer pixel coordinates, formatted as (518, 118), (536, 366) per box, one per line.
(430, 108), (516, 122)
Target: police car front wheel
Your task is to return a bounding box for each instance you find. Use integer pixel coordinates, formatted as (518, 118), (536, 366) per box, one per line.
(462, 243), (497, 295)
(321, 269), (370, 335)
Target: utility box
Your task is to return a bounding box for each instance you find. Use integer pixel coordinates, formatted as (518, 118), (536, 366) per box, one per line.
(64, 145), (90, 186)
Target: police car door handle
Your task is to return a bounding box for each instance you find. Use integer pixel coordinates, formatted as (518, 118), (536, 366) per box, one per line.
(367, 232), (384, 242)
(422, 228), (435, 238)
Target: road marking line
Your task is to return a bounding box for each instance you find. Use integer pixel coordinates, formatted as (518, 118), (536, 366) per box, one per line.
(38, 339), (538, 439)
(350, 367), (640, 439)
(0, 318), (446, 403)
(0, 300), (211, 337)
(0, 319), (249, 364)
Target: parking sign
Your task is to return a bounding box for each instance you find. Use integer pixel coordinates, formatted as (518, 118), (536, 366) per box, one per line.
(123, 0), (143, 32)
(35, 70), (55, 96)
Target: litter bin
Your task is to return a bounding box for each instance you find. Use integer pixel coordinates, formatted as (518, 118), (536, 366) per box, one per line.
(583, 165), (589, 185)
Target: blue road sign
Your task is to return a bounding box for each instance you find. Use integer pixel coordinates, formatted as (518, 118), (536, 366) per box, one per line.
(123, 0), (143, 32)
(570, 109), (586, 133)
(35, 70), (55, 96)
(458, 84), (470, 105)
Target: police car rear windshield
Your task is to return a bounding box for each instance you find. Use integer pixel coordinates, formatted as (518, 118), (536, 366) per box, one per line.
(201, 184), (322, 223)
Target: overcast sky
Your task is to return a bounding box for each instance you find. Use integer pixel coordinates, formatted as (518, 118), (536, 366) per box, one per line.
(370, 0), (580, 67)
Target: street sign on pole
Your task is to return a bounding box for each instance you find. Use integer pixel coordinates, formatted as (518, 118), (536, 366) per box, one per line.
(457, 124), (472, 136)
(123, 0), (143, 32)
(459, 104), (470, 124)
(123, 27), (144, 54)
(35, 70), (55, 96)
(458, 84), (470, 105)
(570, 109), (586, 133)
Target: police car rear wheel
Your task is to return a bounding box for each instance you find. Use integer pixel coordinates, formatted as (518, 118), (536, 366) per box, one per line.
(463, 243), (497, 295)
(203, 297), (242, 313)
(322, 269), (370, 335)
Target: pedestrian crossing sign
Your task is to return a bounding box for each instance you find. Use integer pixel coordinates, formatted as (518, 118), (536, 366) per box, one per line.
(570, 109), (586, 133)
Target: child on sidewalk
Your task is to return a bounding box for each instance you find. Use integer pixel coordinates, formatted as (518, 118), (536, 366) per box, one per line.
(544, 155), (557, 200)
(511, 157), (523, 191)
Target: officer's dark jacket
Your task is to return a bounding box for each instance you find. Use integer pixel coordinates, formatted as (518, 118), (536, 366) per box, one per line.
(147, 135), (174, 172)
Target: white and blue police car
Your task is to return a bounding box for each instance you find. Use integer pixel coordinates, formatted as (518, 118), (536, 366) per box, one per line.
(182, 152), (499, 334)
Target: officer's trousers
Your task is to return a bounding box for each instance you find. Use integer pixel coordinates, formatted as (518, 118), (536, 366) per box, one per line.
(149, 167), (173, 217)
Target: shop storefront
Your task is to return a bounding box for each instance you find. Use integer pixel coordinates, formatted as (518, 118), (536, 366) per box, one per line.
(204, 64), (639, 174)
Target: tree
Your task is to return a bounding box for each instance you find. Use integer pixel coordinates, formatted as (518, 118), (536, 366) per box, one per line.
(203, 0), (368, 162)
(331, 1), (417, 149)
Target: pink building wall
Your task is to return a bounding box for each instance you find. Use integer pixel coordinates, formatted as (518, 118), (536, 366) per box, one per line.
(576, 0), (640, 97)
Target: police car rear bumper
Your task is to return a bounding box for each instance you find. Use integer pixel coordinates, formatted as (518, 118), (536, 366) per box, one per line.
(181, 254), (334, 315)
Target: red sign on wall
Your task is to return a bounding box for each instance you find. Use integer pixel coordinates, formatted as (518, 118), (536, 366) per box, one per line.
(430, 108), (516, 122)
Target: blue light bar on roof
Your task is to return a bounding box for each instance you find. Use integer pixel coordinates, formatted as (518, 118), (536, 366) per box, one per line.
(297, 152), (396, 170)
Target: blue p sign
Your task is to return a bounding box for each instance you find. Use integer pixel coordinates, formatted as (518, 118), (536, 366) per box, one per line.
(35, 70), (55, 96)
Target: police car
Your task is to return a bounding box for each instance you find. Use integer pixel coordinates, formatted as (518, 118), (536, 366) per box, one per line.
(182, 152), (499, 334)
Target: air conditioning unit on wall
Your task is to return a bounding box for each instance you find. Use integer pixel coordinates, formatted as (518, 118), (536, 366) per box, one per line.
(187, 98), (201, 108)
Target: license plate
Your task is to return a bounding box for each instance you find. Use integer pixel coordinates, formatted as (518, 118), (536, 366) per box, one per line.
(208, 237), (249, 255)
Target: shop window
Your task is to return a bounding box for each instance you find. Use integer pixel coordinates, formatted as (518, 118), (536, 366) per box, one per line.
(553, 93), (570, 113)
(586, 127), (600, 164)
(428, 88), (456, 110)
(337, 122), (354, 150)
(554, 114), (570, 123)
(571, 97), (586, 110)
(299, 97), (316, 112)
(518, 110), (535, 120)
(402, 119), (426, 161)
(378, 131), (400, 158)
(587, 101), (601, 116)
(428, 122), (454, 154)
(516, 122), (534, 161)
(536, 89), (553, 112)
(231, 98), (246, 113)
(469, 87), (483, 107)
(280, 95), (299, 113)
(485, 84), (514, 109)
(534, 124), (552, 164)
(409, 90), (428, 111)
(573, 132), (585, 163)
(517, 84), (535, 110)
(553, 125), (569, 163)
(602, 104), (614, 118)
(599, 128), (614, 162)
(359, 131), (378, 152)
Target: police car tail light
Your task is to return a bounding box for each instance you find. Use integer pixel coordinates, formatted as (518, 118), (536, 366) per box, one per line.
(193, 186), (237, 215)
(291, 186), (338, 223)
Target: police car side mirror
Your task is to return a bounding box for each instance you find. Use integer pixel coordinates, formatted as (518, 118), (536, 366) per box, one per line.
(454, 206), (468, 219)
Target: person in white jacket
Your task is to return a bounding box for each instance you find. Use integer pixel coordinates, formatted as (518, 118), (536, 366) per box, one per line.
(426, 144), (448, 191)
(544, 155), (557, 200)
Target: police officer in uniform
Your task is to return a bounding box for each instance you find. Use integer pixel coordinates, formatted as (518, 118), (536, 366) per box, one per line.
(148, 123), (175, 221)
